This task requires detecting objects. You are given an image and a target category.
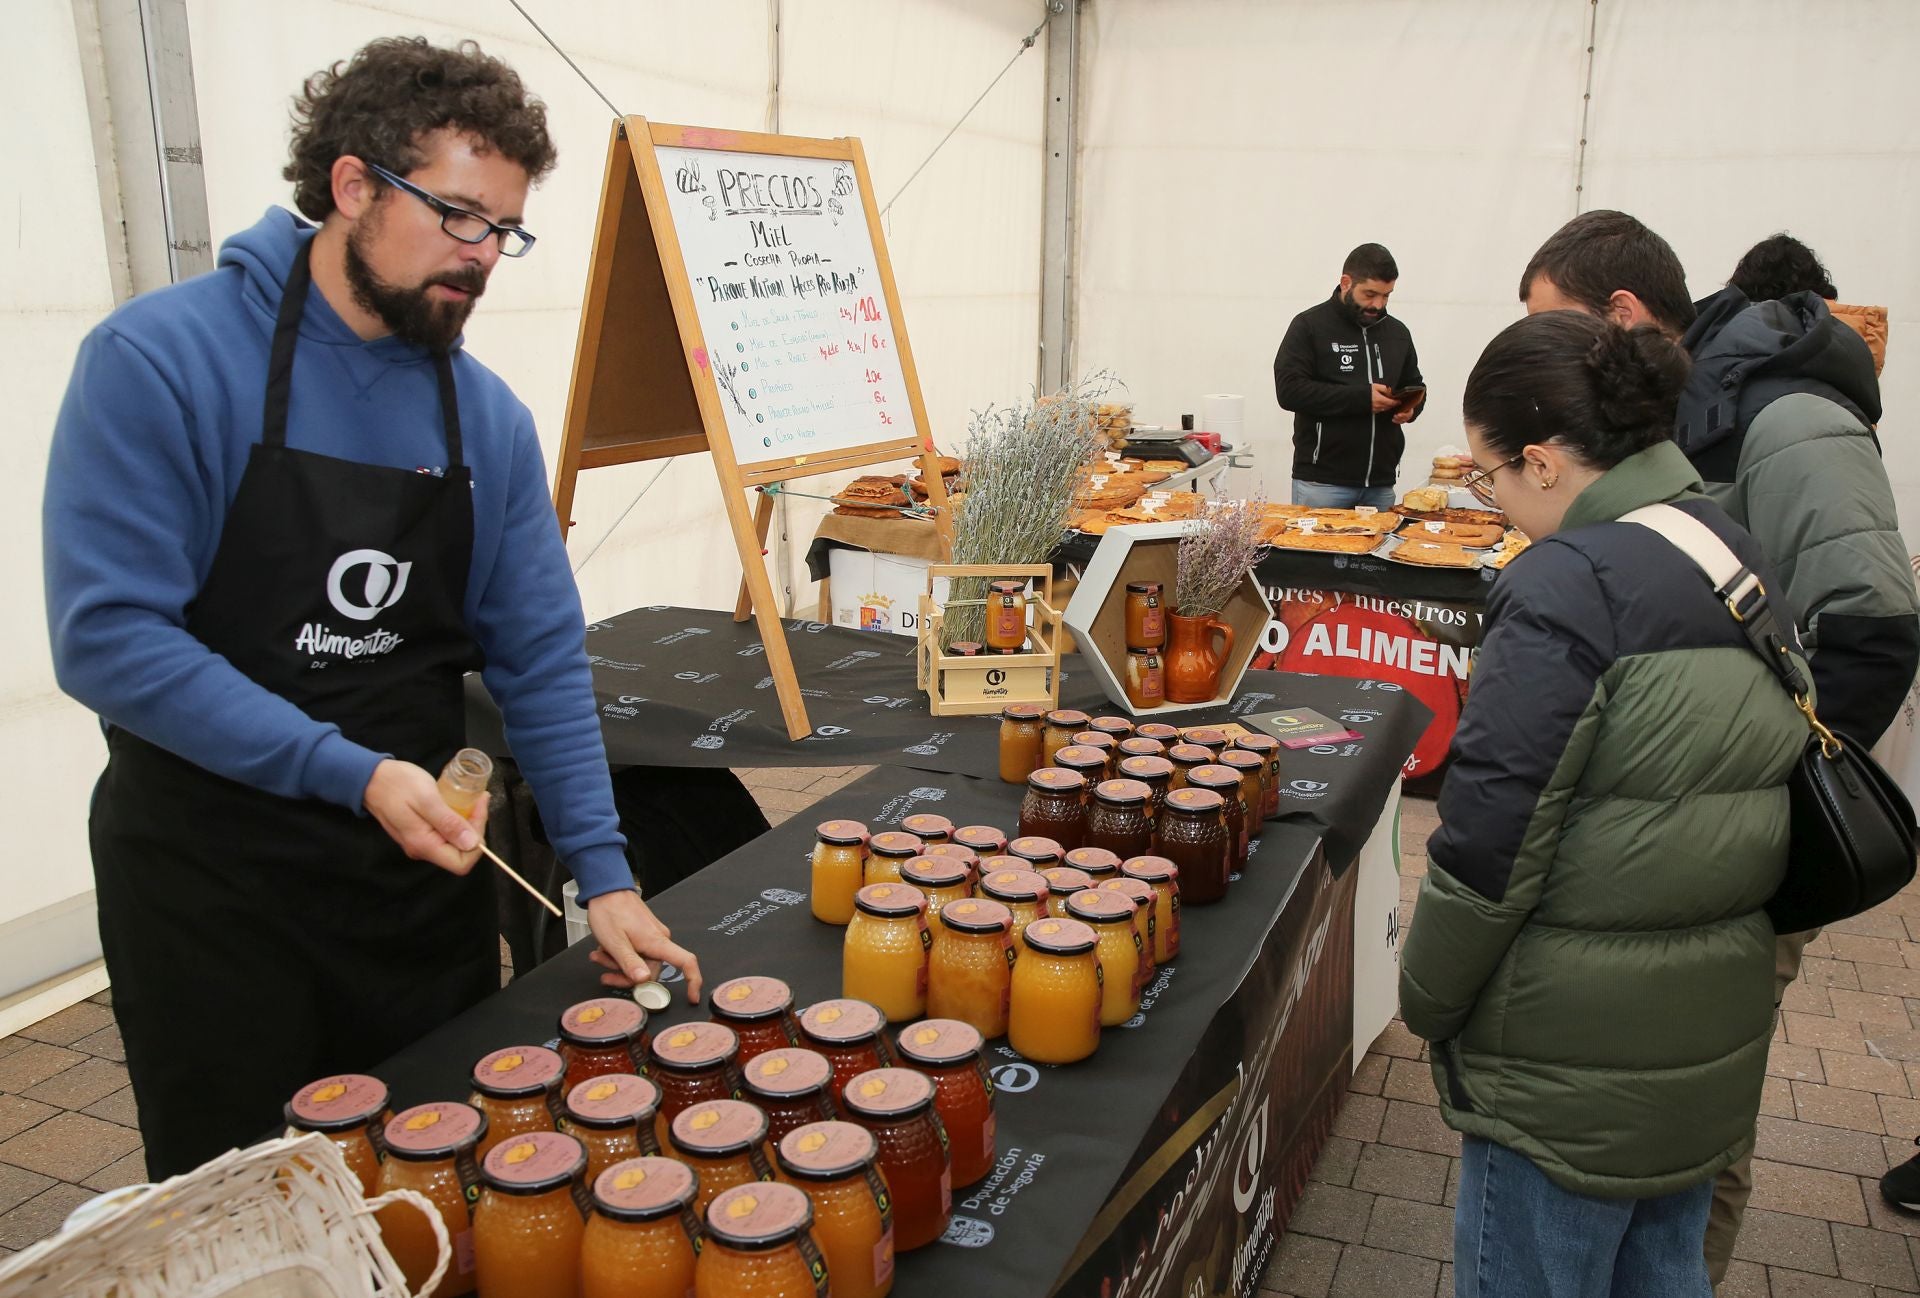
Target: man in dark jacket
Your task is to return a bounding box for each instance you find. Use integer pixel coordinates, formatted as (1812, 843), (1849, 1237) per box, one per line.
(1519, 209), (1920, 1282)
(1273, 243), (1424, 508)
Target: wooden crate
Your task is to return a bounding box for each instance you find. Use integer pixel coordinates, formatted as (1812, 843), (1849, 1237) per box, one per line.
(916, 563), (1064, 716)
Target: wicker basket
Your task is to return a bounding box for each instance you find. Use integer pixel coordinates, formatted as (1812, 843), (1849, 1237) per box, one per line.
(0, 1133), (448, 1298)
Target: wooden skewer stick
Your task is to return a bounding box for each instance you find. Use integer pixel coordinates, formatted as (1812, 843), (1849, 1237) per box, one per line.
(478, 842), (564, 918)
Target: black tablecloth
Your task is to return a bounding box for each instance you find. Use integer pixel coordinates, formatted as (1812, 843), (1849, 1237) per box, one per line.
(1055, 532), (1497, 603)
(464, 606), (1430, 866)
(373, 764), (1343, 1296)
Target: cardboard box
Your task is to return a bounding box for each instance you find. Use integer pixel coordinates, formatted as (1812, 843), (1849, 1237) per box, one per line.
(1062, 522), (1273, 715)
(826, 547), (950, 638)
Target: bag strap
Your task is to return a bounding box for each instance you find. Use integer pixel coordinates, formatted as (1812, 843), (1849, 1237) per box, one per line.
(1620, 503), (1838, 754)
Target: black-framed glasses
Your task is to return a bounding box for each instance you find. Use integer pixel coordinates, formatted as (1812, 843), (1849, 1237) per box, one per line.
(1461, 453), (1525, 506)
(365, 162), (537, 258)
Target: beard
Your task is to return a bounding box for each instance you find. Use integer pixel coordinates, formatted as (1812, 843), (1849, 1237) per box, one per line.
(343, 217), (486, 352)
(1341, 287), (1386, 326)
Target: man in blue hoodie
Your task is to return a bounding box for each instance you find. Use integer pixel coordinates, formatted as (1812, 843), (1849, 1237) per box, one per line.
(44, 37), (702, 1178)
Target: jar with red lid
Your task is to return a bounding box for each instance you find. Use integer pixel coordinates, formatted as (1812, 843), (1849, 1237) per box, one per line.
(1064, 845), (1122, 881)
(811, 819), (870, 925)
(285, 1073), (388, 1196)
(742, 1047), (839, 1145)
(1007, 836), (1064, 870)
(1124, 581), (1167, 651)
(1121, 856), (1182, 961)
(1159, 787), (1229, 905)
(1116, 755), (1174, 838)
(921, 841), (980, 883)
(1089, 716), (1136, 742)
(841, 1068), (952, 1251)
(559, 998), (650, 1090)
(1066, 889), (1145, 1026)
(1124, 650), (1166, 711)
(984, 580), (1030, 654)
(1040, 865), (1095, 918)
(1218, 750), (1265, 862)
(1183, 727), (1229, 756)
(710, 975), (800, 1065)
(950, 641), (982, 656)
(926, 898), (1015, 1038)
(670, 1099), (776, 1217)
(864, 831), (925, 886)
(473, 1130), (590, 1298)
(1053, 744), (1112, 790)
(469, 1045), (564, 1159)
(900, 813), (952, 844)
(563, 1073), (662, 1184)
(1019, 767), (1087, 851)
(648, 1022), (743, 1150)
(895, 1020), (996, 1188)
(843, 883), (932, 1022)
(1041, 709), (1091, 766)
(1008, 919), (1103, 1065)
(1085, 779), (1154, 860)
(1098, 877), (1159, 988)
(581, 1157), (702, 1298)
(978, 867), (1050, 947)
(1233, 733), (1283, 821)
(377, 1102), (487, 1297)
(998, 704), (1046, 785)
(899, 857), (972, 922)
(1117, 735), (1166, 761)
(1188, 764), (1249, 878)
(696, 1181), (830, 1298)
(1166, 743), (1212, 789)
(1136, 722), (1181, 745)
(797, 1000), (895, 1108)
(952, 824), (1008, 858)
(774, 1122), (893, 1298)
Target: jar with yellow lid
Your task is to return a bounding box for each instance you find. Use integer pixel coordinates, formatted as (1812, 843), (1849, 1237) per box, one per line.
(899, 856), (972, 923)
(1232, 732), (1283, 821)
(998, 704), (1046, 785)
(810, 820), (869, 925)
(468, 1045), (564, 1159)
(952, 824), (1008, 858)
(648, 1022), (743, 1151)
(1122, 855), (1182, 961)
(1041, 709), (1091, 766)
(473, 1130), (589, 1298)
(376, 1101), (486, 1297)
(558, 998), (650, 1091)
(843, 883), (932, 1022)
(900, 813), (952, 844)
(695, 1181), (829, 1298)
(1008, 919), (1103, 1065)
(1007, 835), (1064, 870)
(797, 1000), (894, 1109)
(742, 1047), (839, 1146)
(671, 1099), (777, 1218)
(710, 975), (800, 1066)
(775, 1121), (894, 1298)
(1097, 877), (1159, 989)
(285, 1073), (388, 1196)
(894, 1020), (996, 1188)
(1039, 865), (1095, 918)
(581, 1156), (702, 1298)
(841, 1068), (951, 1252)
(1066, 889), (1145, 1026)
(562, 1073), (662, 1185)
(1019, 766), (1087, 852)
(864, 831), (925, 886)
(978, 867), (1051, 948)
(926, 898), (1015, 1038)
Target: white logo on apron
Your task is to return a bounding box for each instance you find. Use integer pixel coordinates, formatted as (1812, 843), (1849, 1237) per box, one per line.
(327, 549), (412, 622)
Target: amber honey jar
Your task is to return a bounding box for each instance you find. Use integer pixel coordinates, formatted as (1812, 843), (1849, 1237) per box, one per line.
(580, 1156), (702, 1298)
(1039, 865), (1096, 918)
(1066, 889), (1145, 1026)
(1166, 743), (1212, 789)
(1063, 845), (1122, 881)
(468, 1045), (564, 1160)
(926, 898), (1015, 1038)
(1121, 855), (1182, 961)
(810, 820), (869, 925)
(695, 1181), (830, 1298)
(900, 856), (973, 922)
(921, 841), (981, 883)
(1007, 836), (1064, 870)
(1116, 755), (1174, 835)
(742, 1047), (839, 1145)
(1117, 735), (1166, 760)
(1097, 877), (1159, 988)
(1070, 730), (1119, 766)
(710, 976), (800, 1066)
(979, 867), (1050, 948)
(1008, 919), (1103, 1065)
(1053, 744), (1112, 789)
(1088, 716), (1136, 742)
(562, 1073), (662, 1185)
(376, 1102), (486, 1297)
(1124, 581), (1167, 651)
(997, 704), (1046, 785)
(865, 831), (925, 886)
(984, 580), (1029, 654)
(1085, 779), (1154, 861)
(774, 1122), (894, 1298)
(1218, 750), (1266, 864)
(1136, 722), (1181, 745)
(285, 1073), (388, 1196)
(841, 1069), (952, 1252)
(952, 824), (1008, 858)
(797, 1000), (894, 1109)
(843, 883), (932, 1023)
(670, 1099), (777, 1218)
(1183, 726), (1229, 755)
(1124, 650), (1166, 711)
(559, 998), (649, 1091)
(894, 1019), (996, 1188)
(1020, 767), (1088, 852)
(1159, 787), (1228, 905)
(900, 813), (953, 844)
(473, 1130), (590, 1298)
(649, 1022), (743, 1151)
(1233, 733), (1283, 821)
(1187, 764), (1249, 879)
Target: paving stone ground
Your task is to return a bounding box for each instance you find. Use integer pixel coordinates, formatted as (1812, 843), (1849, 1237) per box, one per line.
(5, 768), (1920, 1298)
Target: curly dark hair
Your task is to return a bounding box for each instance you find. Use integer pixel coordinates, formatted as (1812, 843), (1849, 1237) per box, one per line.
(1728, 233), (1837, 303)
(284, 37), (557, 221)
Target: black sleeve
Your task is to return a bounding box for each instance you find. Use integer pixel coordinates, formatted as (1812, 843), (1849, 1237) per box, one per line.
(1402, 336), (1426, 422)
(1810, 611), (1920, 747)
(1274, 315), (1370, 417)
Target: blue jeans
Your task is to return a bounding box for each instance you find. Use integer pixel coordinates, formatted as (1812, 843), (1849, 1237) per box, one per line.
(1455, 1137), (1713, 1298)
(1290, 479), (1395, 510)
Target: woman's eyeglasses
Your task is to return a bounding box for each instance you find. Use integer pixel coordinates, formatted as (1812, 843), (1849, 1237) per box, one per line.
(1460, 453), (1525, 506)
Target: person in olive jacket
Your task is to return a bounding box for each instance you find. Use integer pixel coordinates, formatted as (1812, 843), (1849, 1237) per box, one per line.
(1272, 243), (1424, 509)
(1399, 313), (1805, 1298)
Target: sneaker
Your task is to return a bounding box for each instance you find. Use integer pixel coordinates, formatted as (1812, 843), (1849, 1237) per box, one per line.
(1882, 1140), (1920, 1211)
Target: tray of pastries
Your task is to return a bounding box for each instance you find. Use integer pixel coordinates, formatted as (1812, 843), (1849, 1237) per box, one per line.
(1260, 527), (1382, 554)
(1397, 519), (1506, 548)
(1264, 505), (1403, 537)
(1380, 537), (1481, 568)
(832, 474), (915, 517)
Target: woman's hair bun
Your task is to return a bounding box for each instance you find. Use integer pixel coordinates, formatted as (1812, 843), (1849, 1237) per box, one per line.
(1584, 325), (1689, 436)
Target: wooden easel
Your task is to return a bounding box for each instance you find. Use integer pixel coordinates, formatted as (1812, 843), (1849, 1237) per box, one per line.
(552, 118), (951, 741)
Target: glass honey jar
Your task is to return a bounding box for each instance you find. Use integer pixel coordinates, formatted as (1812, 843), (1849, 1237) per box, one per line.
(1070, 730), (1118, 771)
(921, 842), (980, 883)
(1136, 722), (1181, 745)
(562, 1073), (662, 1185)
(695, 1181), (829, 1298)
(1116, 735), (1166, 761)
(670, 1099), (777, 1218)
(1097, 877), (1159, 989)
(1088, 716), (1136, 742)
(1218, 750), (1266, 863)
(983, 580), (1030, 654)
(841, 1068), (952, 1252)
(1039, 865), (1095, 918)
(1116, 755), (1174, 836)
(710, 976), (800, 1066)
(1066, 889), (1145, 1026)
(810, 820), (869, 925)
(926, 898), (1015, 1038)
(1233, 733), (1283, 821)
(864, 831), (925, 886)
(978, 867), (1050, 948)
(1041, 709), (1092, 766)
(1085, 779), (1154, 861)
(1124, 581), (1167, 651)
(1007, 836), (1064, 870)
(900, 857), (973, 923)
(1053, 744), (1112, 790)
(1183, 727), (1229, 756)
(900, 813), (953, 844)
(1165, 743), (1212, 789)
(1158, 787), (1229, 905)
(952, 824), (1008, 858)
(894, 1020), (996, 1188)
(1019, 767), (1087, 852)
(648, 1022), (743, 1151)
(843, 883), (932, 1022)
(774, 1122), (893, 1298)
(377, 1102), (486, 1297)
(1187, 764), (1249, 879)
(285, 1073), (388, 1196)
(559, 998), (650, 1091)
(997, 704), (1046, 785)
(1124, 650), (1166, 711)
(1121, 855), (1182, 962)
(581, 1157), (702, 1298)
(1063, 845), (1122, 881)
(1008, 919), (1103, 1066)
(742, 1047), (839, 1145)
(473, 1130), (589, 1298)
(797, 1000), (895, 1109)
(469, 1045), (564, 1160)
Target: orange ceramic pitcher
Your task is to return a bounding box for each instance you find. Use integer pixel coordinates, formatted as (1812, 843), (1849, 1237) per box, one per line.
(1162, 613), (1235, 703)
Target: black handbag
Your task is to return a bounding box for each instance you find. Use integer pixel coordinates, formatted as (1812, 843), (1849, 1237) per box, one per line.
(1625, 505), (1917, 932)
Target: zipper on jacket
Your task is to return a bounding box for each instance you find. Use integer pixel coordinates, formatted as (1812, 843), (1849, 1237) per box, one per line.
(1438, 1039), (1474, 1113)
(1312, 421), (1324, 465)
(1362, 326), (1377, 486)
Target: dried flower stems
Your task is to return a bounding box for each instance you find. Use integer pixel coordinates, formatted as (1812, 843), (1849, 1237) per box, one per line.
(1175, 498), (1267, 618)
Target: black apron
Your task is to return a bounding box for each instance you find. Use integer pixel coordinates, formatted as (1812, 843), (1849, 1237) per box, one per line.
(90, 240), (496, 1179)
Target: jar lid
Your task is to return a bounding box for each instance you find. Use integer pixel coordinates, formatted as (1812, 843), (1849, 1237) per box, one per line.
(815, 819), (869, 847)
(383, 1102), (486, 1161)
(953, 825), (1008, 853)
(1040, 866), (1094, 896)
(1093, 778), (1152, 807)
(1053, 747), (1109, 775)
(895, 1019), (985, 1067)
(1099, 877), (1157, 909)
(670, 1099), (769, 1158)
(471, 1045), (564, 1098)
(1008, 836), (1064, 866)
(988, 579), (1025, 594)
(1166, 743), (1212, 764)
(1001, 703), (1046, 721)
(901, 857), (970, 891)
(853, 882), (927, 919)
(869, 830), (925, 859)
(1233, 733), (1279, 753)
(1118, 737), (1167, 759)
(743, 1048), (834, 1100)
(711, 976), (795, 1024)
(799, 998), (885, 1045)
(286, 1074), (388, 1133)
(1165, 787), (1227, 813)
(1137, 723), (1181, 742)
(481, 1130), (587, 1195)
(1070, 732), (1117, 752)
(592, 1156), (696, 1221)
(1089, 717), (1136, 737)
(1122, 855), (1181, 884)
(1126, 648), (1163, 659)
(1067, 888), (1137, 925)
(1118, 755), (1174, 781)
(1220, 750), (1264, 771)
(564, 1073), (660, 1128)
(923, 841), (980, 867)
(980, 868), (1050, 904)
(939, 897), (1012, 934)
(1023, 917), (1099, 956)
(1026, 766), (1087, 793)
(559, 998), (647, 1047)
(1064, 846), (1122, 876)
(900, 813), (953, 841)
(705, 1182), (814, 1251)
(840, 1067), (935, 1120)
(1184, 727), (1228, 747)
(1044, 709), (1091, 729)
(649, 1022), (739, 1073)
(776, 1121), (879, 1182)
(950, 642), (982, 656)
(1124, 581), (1162, 594)
(1187, 764), (1243, 792)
